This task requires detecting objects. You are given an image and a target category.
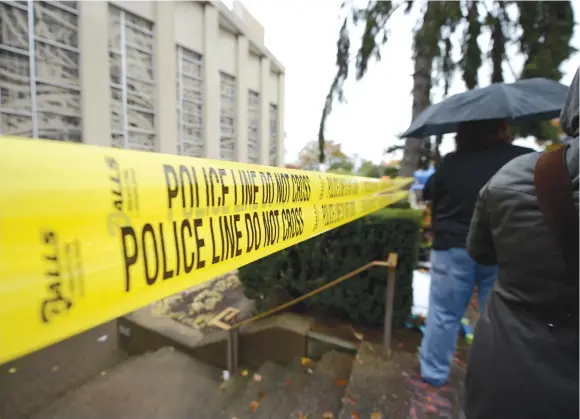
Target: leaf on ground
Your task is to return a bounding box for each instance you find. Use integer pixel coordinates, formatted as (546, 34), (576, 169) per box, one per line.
(322, 411), (334, 418)
(258, 390), (267, 399)
(342, 394), (357, 405)
(370, 412), (382, 419)
(350, 412), (361, 419)
(297, 413), (310, 419)
(284, 379), (293, 386)
(397, 342), (404, 349)
(351, 328), (364, 341)
(249, 400), (260, 412)
(241, 370), (249, 377)
(306, 368), (314, 374)
(8, 368), (16, 374)
(51, 366), (59, 372)
(253, 373), (262, 382)
(300, 357), (312, 367)
(335, 378), (348, 387)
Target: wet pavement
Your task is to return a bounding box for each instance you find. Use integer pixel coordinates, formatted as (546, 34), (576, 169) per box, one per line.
(0, 322), (127, 419)
(341, 342), (466, 419)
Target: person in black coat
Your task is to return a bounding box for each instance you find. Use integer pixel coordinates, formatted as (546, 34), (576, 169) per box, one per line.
(464, 68), (579, 418)
(418, 120), (533, 387)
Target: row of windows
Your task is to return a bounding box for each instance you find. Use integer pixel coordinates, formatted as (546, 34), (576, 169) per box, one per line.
(0, 0), (82, 141)
(0, 1), (280, 165)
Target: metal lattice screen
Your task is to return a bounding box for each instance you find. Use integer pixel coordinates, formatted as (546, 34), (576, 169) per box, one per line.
(269, 103), (278, 166)
(0, 0), (81, 141)
(108, 5), (156, 151)
(219, 71), (236, 161)
(176, 46), (204, 158)
(247, 90), (260, 164)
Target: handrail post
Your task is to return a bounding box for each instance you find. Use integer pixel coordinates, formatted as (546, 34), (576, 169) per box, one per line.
(383, 253), (399, 359)
(209, 307), (241, 374)
(226, 327), (239, 374)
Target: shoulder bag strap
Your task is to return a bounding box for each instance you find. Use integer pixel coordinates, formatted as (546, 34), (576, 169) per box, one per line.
(534, 147), (579, 282)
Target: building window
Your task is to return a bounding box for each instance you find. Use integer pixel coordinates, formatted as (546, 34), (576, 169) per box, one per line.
(247, 90), (260, 164)
(108, 6), (155, 151)
(176, 46), (203, 157)
(219, 72), (236, 161)
(0, 0), (81, 141)
(269, 103), (278, 166)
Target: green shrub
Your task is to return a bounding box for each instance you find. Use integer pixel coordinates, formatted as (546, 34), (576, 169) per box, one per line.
(388, 199), (411, 209)
(239, 209), (422, 327)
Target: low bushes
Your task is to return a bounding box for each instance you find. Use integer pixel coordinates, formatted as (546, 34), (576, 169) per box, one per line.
(238, 209), (422, 327)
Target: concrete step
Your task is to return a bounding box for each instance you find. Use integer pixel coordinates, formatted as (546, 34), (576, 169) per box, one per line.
(338, 342), (465, 419)
(197, 366), (256, 419)
(337, 342), (394, 419)
(32, 347), (221, 419)
(289, 351), (354, 419)
(269, 359), (315, 418)
(221, 361), (288, 419)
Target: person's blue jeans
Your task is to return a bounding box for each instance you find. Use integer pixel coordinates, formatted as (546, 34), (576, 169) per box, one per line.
(419, 247), (497, 386)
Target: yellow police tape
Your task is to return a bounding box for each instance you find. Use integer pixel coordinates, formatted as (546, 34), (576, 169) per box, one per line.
(0, 137), (411, 364)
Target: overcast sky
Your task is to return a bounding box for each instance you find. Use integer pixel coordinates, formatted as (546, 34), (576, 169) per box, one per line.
(223, 0), (580, 165)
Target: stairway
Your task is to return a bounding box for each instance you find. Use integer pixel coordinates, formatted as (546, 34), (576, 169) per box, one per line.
(31, 346), (353, 419)
(31, 343), (465, 419)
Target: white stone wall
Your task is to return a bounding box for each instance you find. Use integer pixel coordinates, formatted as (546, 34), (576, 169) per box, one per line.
(0, 0), (285, 167)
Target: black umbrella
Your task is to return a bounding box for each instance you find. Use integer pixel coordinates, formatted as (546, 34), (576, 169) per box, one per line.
(400, 78), (569, 138)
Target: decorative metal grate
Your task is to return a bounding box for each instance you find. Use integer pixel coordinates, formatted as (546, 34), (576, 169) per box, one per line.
(176, 46), (204, 157)
(108, 5), (155, 151)
(0, 0), (81, 141)
(219, 71), (236, 161)
(247, 90), (260, 164)
(269, 103), (278, 166)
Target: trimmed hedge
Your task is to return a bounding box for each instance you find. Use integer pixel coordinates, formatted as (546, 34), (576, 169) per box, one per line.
(238, 209), (422, 327)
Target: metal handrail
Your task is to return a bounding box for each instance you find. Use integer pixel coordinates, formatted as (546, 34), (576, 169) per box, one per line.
(211, 253), (399, 373)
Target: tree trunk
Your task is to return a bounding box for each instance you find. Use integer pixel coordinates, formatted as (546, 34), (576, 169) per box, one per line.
(398, 3), (437, 177)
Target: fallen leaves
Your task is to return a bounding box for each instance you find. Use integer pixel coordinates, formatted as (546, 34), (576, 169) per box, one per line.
(300, 357), (312, 367)
(322, 411), (334, 419)
(342, 394), (357, 405)
(8, 367), (16, 374)
(335, 379), (348, 387)
(51, 366), (59, 372)
(351, 327), (364, 341)
(370, 412), (382, 419)
(253, 373), (262, 382)
(284, 379), (293, 386)
(241, 369), (249, 377)
(297, 413), (310, 419)
(350, 412), (361, 419)
(249, 400), (260, 412)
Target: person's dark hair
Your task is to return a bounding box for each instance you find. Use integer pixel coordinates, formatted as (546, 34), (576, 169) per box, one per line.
(455, 119), (508, 151)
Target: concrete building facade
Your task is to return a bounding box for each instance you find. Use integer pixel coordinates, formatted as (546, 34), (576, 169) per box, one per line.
(0, 0), (285, 166)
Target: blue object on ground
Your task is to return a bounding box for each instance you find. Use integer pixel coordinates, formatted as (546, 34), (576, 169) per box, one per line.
(419, 248), (497, 386)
